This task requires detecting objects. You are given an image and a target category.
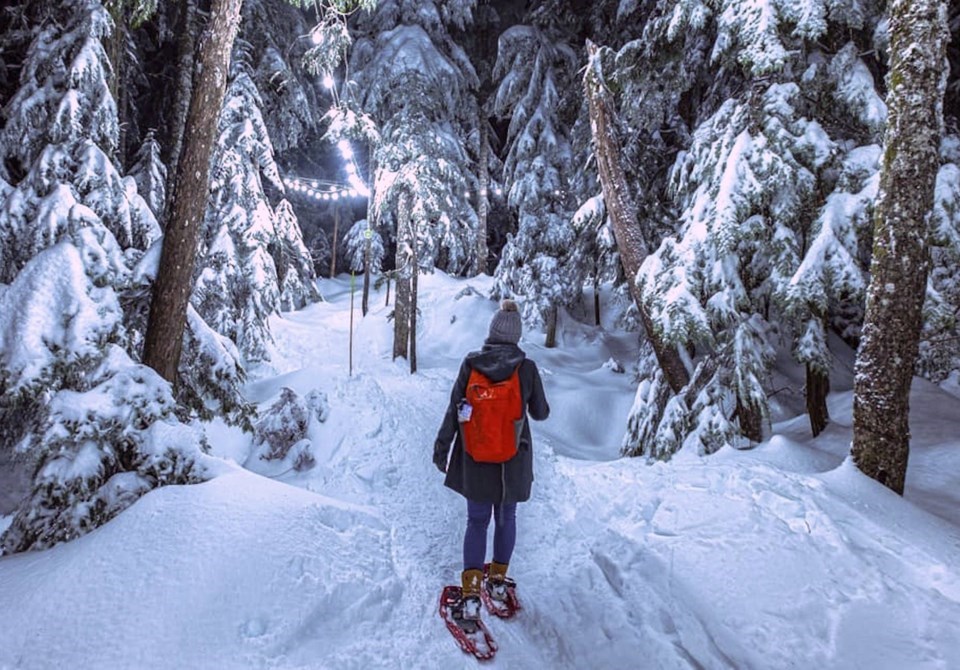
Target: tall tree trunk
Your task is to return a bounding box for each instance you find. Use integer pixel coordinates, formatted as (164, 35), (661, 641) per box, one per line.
(544, 303), (558, 348)
(584, 41), (689, 394)
(476, 123), (490, 275)
(329, 203), (340, 278)
(164, 0), (199, 221)
(806, 363), (830, 437)
(410, 224), (418, 374)
(851, 0), (948, 495)
(393, 194), (412, 360)
(143, 0), (242, 385)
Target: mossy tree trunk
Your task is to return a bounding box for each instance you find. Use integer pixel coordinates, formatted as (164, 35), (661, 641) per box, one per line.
(851, 0), (949, 495)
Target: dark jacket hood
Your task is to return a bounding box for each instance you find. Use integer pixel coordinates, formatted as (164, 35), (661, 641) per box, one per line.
(465, 342), (526, 382)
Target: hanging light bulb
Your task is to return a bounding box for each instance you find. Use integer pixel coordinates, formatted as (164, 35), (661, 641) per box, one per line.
(322, 74), (335, 90)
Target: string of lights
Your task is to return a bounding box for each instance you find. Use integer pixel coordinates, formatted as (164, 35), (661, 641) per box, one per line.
(282, 137), (371, 202)
(281, 24), (372, 204)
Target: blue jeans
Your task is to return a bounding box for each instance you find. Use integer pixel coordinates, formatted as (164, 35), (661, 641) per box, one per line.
(463, 499), (517, 572)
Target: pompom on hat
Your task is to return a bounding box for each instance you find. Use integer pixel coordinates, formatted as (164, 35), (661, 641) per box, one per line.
(487, 299), (522, 344)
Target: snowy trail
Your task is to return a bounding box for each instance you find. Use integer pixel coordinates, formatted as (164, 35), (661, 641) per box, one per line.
(251, 282), (593, 667)
(250, 276), (729, 668)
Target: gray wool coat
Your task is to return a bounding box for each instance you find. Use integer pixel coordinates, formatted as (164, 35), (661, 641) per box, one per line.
(434, 342), (550, 504)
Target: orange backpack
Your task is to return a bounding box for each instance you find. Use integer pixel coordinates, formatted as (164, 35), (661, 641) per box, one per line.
(460, 366), (523, 463)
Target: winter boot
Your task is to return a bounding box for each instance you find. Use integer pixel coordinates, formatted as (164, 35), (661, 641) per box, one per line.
(486, 561), (509, 602)
(453, 569), (484, 632)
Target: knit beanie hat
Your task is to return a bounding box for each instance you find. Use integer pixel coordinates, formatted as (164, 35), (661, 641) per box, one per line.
(488, 299), (522, 344)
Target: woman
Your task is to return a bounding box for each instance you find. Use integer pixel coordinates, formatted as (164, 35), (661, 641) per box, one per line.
(433, 299), (550, 625)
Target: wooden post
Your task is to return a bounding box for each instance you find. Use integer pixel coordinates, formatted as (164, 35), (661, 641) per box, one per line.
(349, 271), (355, 376)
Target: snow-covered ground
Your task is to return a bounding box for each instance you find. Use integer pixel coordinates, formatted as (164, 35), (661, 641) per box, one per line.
(1, 272), (959, 669)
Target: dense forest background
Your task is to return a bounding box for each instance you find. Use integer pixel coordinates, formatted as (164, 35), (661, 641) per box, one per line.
(0, 0), (958, 553)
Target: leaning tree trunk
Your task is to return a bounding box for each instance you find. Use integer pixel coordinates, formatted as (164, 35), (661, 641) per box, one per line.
(143, 0), (242, 385)
(476, 123), (490, 275)
(584, 40), (689, 394)
(851, 0), (948, 495)
(164, 0), (199, 221)
(392, 194), (412, 360)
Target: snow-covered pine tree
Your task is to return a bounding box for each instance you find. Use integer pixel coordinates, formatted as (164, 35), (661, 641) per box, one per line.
(193, 52), (319, 363)
(349, 1), (481, 363)
(570, 194), (620, 326)
(0, 0), (160, 280)
(0, 0), (236, 554)
(491, 22), (581, 347)
(129, 129), (167, 220)
(142, 0), (243, 384)
(605, 0), (896, 457)
(243, 0), (333, 155)
(274, 198), (322, 311)
(915, 4), (960, 386)
(350, 2), (481, 277)
(0, 244), (211, 551)
(919, 137), (960, 381)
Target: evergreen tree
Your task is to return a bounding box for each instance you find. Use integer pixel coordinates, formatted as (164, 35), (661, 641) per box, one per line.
(0, 0), (214, 554)
(919, 139), (960, 380)
(129, 129), (167, 219)
(491, 22), (581, 347)
(193, 57), (320, 363)
(244, 0), (332, 155)
(601, 0), (901, 457)
(351, 5), (481, 276)
(350, 1), (481, 364)
(0, 0), (161, 278)
(343, 218), (385, 274)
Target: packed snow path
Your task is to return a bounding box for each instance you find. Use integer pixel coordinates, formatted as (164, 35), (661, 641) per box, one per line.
(243, 276), (708, 668)
(1, 273), (959, 669)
